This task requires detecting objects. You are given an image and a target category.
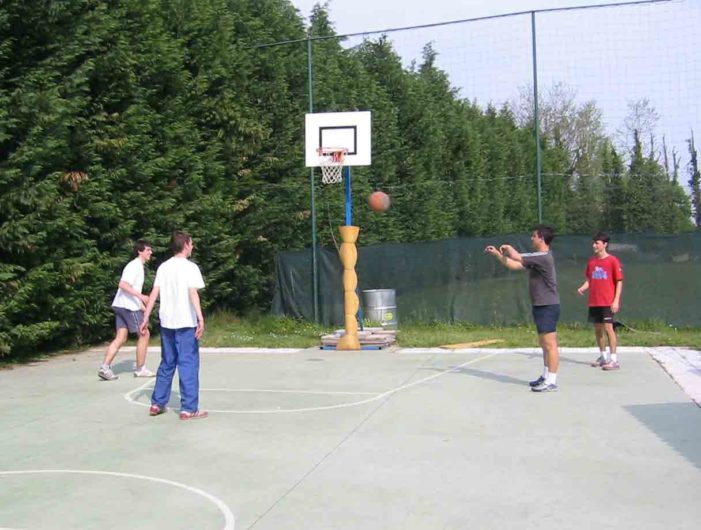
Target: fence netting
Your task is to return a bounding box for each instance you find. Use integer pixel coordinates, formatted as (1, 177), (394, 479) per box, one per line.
(273, 232), (701, 327)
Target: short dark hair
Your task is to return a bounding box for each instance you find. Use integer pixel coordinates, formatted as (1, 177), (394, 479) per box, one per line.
(170, 231), (192, 253)
(533, 224), (555, 245)
(133, 239), (150, 256)
(592, 231), (610, 244)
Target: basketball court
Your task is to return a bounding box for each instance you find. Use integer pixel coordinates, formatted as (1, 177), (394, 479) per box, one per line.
(1, 345), (699, 529)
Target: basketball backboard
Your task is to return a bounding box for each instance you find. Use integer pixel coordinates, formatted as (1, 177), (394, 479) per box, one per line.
(305, 111), (371, 167)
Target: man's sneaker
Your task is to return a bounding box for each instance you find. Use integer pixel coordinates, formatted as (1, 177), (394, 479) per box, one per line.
(98, 367), (118, 381)
(602, 361), (620, 371)
(590, 356), (606, 367)
(134, 366), (156, 378)
(529, 375), (545, 387)
(531, 381), (558, 392)
(179, 410), (209, 421)
(149, 404), (166, 416)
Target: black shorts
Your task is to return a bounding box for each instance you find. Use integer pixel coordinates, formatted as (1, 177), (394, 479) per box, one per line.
(588, 306), (614, 324)
(532, 304), (560, 334)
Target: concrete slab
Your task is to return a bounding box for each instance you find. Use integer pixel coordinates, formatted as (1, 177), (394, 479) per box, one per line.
(0, 346), (699, 529)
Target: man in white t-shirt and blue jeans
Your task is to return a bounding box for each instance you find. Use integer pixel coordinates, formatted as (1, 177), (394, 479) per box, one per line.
(99, 240), (155, 381)
(140, 231), (207, 420)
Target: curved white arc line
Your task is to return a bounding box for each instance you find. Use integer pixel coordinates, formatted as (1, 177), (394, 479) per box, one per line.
(0, 470), (235, 530)
(124, 352), (497, 414)
(125, 385), (378, 408)
(124, 379), (154, 406)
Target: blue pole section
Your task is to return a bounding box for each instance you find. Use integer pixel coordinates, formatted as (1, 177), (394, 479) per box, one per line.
(344, 165), (352, 226)
(343, 165), (363, 330)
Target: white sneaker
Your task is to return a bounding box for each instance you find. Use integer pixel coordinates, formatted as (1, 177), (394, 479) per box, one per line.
(134, 366), (156, 378)
(98, 367), (118, 381)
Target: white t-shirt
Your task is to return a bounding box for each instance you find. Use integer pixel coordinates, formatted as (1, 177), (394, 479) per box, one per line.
(112, 258), (145, 311)
(154, 257), (205, 329)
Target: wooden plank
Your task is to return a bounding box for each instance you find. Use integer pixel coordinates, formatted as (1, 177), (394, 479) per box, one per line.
(440, 339), (504, 349)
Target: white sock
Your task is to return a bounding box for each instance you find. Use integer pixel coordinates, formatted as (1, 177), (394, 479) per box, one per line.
(601, 350), (610, 362)
(611, 353), (618, 363)
(547, 372), (557, 385)
(542, 366), (549, 378)
(101, 364), (110, 370)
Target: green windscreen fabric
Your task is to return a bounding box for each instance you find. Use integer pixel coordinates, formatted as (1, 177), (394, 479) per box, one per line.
(272, 232), (701, 327)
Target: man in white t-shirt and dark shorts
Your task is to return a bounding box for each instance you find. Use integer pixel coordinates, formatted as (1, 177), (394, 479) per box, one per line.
(99, 240), (155, 381)
(140, 231), (207, 420)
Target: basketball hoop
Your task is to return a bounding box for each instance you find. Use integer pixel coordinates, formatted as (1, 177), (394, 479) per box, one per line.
(318, 147), (347, 184)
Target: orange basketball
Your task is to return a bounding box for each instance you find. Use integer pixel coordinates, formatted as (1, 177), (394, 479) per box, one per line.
(368, 191), (391, 213)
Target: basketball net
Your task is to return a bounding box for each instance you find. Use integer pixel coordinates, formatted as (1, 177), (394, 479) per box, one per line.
(318, 147), (347, 184)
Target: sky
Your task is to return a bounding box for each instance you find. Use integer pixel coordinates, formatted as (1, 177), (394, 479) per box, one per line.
(289, 0), (701, 180)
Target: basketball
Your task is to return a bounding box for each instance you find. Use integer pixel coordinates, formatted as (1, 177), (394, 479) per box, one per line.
(368, 191), (391, 213)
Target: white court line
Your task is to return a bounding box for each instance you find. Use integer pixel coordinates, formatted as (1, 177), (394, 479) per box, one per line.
(398, 346), (649, 354)
(0, 469), (235, 530)
(94, 346), (302, 354)
(124, 352), (499, 414)
(199, 388), (378, 395)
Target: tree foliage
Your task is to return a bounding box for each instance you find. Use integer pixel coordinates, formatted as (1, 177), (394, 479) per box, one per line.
(0, 1), (694, 357)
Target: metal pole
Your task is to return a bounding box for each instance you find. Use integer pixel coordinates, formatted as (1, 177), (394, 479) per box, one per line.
(344, 166), (352, 226)
(531, 11), (543, 223)
(307, 38), (319, 322)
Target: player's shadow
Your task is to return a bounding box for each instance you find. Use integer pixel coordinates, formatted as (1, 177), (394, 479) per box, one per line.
(427, 366), (527, 386)
(130, 387), (181, 410)
(112, 359), (135, 374)
(510, 351), (593, 367)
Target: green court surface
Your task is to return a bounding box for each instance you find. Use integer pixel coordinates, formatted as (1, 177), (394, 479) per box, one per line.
(1, 346), (700, 529)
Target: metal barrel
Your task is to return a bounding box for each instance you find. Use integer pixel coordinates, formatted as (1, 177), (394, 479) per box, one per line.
(362, 289), (398, 329)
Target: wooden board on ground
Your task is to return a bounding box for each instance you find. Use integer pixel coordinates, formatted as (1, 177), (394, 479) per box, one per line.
(440, 339), (504, 349)
(321, 327), (397, 349)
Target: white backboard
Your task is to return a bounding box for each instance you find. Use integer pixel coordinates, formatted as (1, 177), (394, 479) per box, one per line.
(305, 111), (371, 167)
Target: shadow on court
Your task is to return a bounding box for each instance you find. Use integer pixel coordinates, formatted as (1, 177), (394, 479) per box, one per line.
(1, 346), (700, 530)
(625, 402), (701, 471)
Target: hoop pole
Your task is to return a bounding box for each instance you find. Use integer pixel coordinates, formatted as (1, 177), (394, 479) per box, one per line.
(308, 41), (320, 323)
(344, 165), (352, 225)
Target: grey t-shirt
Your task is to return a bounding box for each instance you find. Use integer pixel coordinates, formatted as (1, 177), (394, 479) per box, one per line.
(521, 251), (560, 306)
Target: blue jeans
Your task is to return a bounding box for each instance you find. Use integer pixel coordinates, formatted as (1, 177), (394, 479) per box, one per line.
(151, 327), (200, 413)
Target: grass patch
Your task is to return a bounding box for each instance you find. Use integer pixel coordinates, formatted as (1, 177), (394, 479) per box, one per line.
(2, 313), (697, 368)
(199, 312), (701, 349)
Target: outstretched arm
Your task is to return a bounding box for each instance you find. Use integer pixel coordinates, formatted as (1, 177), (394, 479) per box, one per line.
(484, 245), (525, 271)
(499, 244), (525, 264)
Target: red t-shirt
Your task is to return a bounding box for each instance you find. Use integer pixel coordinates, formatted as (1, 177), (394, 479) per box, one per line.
(585, 254), (624, 307)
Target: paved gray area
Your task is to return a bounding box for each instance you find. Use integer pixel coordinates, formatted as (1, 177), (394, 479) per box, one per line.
(0, 346), (699, 530)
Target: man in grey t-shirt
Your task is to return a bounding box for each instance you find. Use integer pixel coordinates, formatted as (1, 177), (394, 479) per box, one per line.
(484, 225), (561, 392)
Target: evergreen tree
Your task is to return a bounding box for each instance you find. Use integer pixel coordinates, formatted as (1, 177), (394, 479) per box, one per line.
(600, 141), (626, 231)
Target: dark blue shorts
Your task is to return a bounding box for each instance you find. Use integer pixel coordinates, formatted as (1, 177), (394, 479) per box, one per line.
(113, 307), (144, 334)
(532, 304), (560, 334)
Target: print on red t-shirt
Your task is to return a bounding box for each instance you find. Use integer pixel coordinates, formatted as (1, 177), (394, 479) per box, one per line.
(585, 255), (623, 307)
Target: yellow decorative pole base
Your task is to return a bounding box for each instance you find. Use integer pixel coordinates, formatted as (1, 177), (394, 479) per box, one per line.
(336, 225), (361, 350)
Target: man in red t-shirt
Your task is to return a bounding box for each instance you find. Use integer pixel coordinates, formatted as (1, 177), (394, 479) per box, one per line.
(577, 232), (624, 370)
